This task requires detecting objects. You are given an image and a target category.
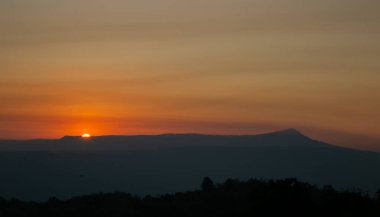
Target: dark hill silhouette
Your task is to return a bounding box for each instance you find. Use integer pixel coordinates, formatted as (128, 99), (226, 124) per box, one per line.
(0, 129), (379, 201)
(0, 128), (331, 151)
(0, 178), (379, 217)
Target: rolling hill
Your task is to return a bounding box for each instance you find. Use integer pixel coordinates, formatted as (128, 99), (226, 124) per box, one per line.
(0, 129), (379, 201)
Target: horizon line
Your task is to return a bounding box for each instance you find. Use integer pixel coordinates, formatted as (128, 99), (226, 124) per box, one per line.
(0, 128), (303, 141)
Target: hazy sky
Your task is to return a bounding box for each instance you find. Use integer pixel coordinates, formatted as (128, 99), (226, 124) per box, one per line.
(1, 0), (379, 150)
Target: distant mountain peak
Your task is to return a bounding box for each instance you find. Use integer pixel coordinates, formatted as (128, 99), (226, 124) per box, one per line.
(279, 128), (302, 135)
(273, 128), (304, 136)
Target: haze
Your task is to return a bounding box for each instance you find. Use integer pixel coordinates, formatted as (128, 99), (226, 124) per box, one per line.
(0, 0), (379, 151)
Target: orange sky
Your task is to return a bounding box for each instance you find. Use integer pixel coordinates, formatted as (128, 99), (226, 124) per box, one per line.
(0, 0), (379, 151)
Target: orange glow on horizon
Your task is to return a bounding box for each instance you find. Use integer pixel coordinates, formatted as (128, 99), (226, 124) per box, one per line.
(0, 0), (379, 151)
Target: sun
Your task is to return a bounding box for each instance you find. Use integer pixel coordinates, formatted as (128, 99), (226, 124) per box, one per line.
(81, 133), (91, 138)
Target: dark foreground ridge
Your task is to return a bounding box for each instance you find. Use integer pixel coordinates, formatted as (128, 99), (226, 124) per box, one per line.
(1, 178), (379, 217)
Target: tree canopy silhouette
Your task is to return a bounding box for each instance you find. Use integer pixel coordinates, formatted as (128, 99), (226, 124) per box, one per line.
(201, 177), (215, 192)
(0, 178), (379, 217)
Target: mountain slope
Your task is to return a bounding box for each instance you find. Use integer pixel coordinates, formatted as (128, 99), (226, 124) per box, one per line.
(0, 128), (332, 151)
(0, 129), (379, 201)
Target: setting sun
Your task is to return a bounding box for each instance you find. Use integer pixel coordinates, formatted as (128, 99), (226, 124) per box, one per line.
(82, 133), (91, 138)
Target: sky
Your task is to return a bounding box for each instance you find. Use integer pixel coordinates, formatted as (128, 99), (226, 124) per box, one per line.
(0, 0), (379, 151)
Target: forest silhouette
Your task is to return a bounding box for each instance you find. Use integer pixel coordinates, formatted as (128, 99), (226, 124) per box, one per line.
(1, 178), (379, 217)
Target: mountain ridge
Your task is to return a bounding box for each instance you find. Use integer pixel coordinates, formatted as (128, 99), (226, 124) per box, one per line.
(0, 128), (380, 200)
(0, 128), (336, 152)
(0, 128), (306, 141)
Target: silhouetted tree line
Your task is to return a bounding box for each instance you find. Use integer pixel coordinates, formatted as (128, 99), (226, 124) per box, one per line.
(1, 178), (379, 217)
